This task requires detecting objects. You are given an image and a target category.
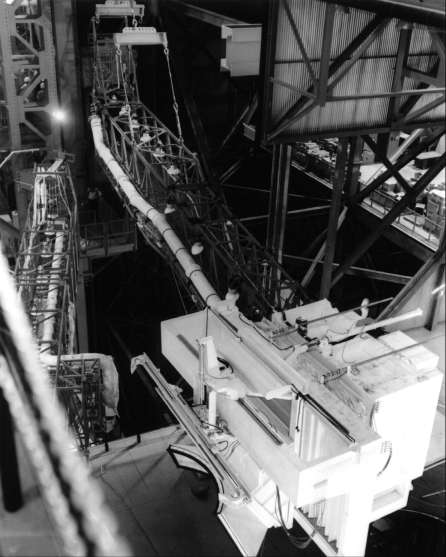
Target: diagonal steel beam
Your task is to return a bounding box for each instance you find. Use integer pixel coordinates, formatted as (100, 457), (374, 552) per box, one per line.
(361, 135), (411, 193)
(284, 254), (411, 284)
(281, 0), (318, 88)
(266, 144), (292, 270)
(397, 60), (440, 119)
(377, 26), (412, 156)
(214, 95), (258, 158)
(349, 128), (445, 205)
(322, 0), (445, 29)
(404, 67), (444, 87)
(320, 138), (348, 298)
(318, 4), (336, 105)
(399, 94), (446, 125)
(258, 0), (280, 143)
(332, 154), (446, 288)
(268, 15), (387, 140)
(327, 20), (390, 91)
(378, 228), (445, 326)
(165, 0), (249, 26)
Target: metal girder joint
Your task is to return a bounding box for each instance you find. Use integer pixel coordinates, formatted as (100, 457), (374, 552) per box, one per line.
(332, 153), (446, 287)
(268, 15), (389, 140)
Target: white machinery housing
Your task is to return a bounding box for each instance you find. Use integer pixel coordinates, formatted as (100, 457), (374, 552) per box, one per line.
(134, 299), (443, 557)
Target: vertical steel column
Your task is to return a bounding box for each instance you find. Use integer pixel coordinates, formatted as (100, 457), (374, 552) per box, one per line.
(266, 144), (291, 304)
(426, 228), (445, 331)
(0, 2), (21, 148)
(377, 26), (412, 157)
(0, 0), (60, 150)
(76, 258), (90, 353)
(345, 136), (363, 199)
(0, 0), (61, 227)
(0, 387), (23, 512)
(318, 4), (336, 105)
(257, 0), (279, 144)
(320, 137), (349, 298)
(51, 0), (86, 192)
(266, 144), (292, 265)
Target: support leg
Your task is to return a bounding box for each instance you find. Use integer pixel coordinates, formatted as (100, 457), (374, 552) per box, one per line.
(0, 388), (23, 512)
(320, 138), (348, 298)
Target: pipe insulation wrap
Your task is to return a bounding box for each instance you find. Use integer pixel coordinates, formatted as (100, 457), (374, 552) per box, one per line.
(40, 230), (65, 351)
(90, 115), (221, 308)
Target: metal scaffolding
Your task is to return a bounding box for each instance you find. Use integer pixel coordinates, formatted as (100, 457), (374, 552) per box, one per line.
(0, 0), (60, 150)
(92, 16), (308, 314)
(14, 157), (109, 452)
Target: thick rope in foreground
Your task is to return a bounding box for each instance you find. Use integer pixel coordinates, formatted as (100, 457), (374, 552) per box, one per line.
(0, 246), (130, 556)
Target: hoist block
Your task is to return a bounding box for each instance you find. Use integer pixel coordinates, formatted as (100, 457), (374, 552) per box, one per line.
(95, 1), (145, 19)
(113, 27), (167, 47)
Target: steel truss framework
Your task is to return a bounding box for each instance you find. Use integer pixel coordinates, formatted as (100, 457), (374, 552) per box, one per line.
(249, 0), (446, 305)
(15, 159), (78, 355)
(330, 135), (446, 288)
(0, 0), (60, 149)
(92, 23), (308, 313)
(293, 129), (445, 299)
(47, 357), (106, 453)
(260, 0), (445, 143)
(14, 158), (107, 451)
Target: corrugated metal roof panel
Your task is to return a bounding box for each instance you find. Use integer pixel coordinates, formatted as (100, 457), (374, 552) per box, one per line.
(267, 0), (444, 139)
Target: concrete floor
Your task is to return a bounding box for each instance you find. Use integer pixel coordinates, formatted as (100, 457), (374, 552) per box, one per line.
(0, 426), (240, 557)
(89, 426), (240, 557)
(0, 436), (64, 556)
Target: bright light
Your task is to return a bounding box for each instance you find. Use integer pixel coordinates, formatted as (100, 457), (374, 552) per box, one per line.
(432, 283), (445, 296)
(51, 109), (67, 122)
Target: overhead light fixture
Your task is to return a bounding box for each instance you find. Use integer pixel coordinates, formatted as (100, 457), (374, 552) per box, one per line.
(51, 108), (67, 122)
(191, 241), (204, 255)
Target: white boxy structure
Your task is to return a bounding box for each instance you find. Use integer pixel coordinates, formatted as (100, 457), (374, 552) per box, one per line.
(134, 300), (443, 557)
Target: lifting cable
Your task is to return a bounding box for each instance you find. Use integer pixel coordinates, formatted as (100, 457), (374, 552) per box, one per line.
(162, 42), (184, 151)
(116, 45), (136, 142)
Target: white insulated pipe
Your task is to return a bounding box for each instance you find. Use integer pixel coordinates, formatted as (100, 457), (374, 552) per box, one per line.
(90, 115), (221, 308)
(365, 129), (424, 186)
(334, 308), (423, 342)
(208, 389), (217, 426)
(40, 230), (65, 352)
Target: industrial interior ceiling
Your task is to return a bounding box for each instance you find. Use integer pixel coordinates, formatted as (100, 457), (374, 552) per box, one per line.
(0, 1), (445, 556)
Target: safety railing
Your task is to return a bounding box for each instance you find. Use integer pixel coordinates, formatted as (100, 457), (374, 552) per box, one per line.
(80, 218), (137, 257)
(364, 190), (443, 249)
(11, 158), (113, 455)
(289, 149), (443, 252)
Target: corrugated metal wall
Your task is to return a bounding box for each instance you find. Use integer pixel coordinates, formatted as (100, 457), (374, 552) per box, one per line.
(268, 0), (444, 138)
